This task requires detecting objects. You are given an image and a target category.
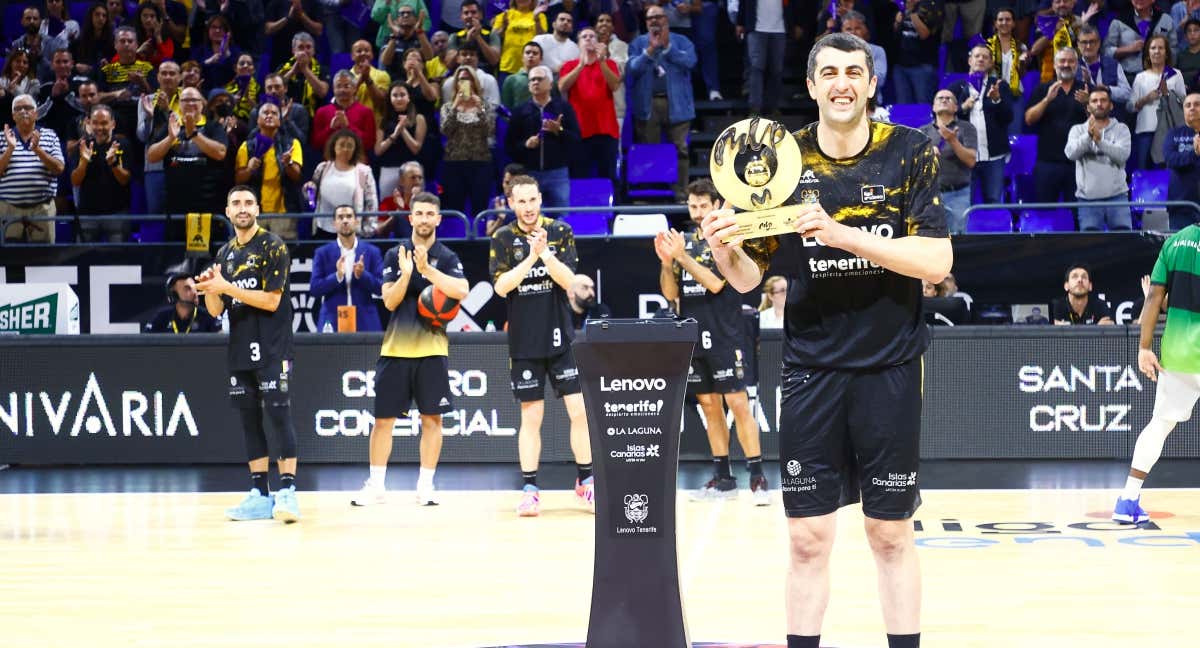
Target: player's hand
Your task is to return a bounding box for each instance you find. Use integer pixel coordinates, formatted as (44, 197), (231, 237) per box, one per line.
(414, 245), (431, 275)
(1141, 274), (1152, 298)
(700, 205), (741, 251)
(194, 264), (229, 295)
(793, 203), (854, 249)
(336, 254), (346, 282)
(656, 228), (686, 261)
(397, 245), (415, 275)
(652, 230), (675, 264)
(1138, 348), (1164, 382)
(528, 227), (548, 257)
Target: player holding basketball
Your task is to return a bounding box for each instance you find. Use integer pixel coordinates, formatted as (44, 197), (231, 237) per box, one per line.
(490, 175), (593, 517)
(196, 186), (303, 523)
(655, 179), (769, 505)
(1113, 222), (1200, 524)
(702, 33), (952, 648)
(352, 192), (469, 507)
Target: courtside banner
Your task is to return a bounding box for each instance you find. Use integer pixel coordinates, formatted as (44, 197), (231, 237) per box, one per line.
(2, 328), (1197, 464)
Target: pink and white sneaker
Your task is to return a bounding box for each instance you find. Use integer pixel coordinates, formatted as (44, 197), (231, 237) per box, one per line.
(575, 476), (595, 513)
(517, 485), (541, 517)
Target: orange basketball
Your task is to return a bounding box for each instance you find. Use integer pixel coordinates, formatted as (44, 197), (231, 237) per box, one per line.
(417, 285), (460, 328)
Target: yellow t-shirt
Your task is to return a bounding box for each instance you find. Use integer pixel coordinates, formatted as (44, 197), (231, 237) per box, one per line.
(236, 138), (304, 213)
(493, 9), (547, 74)
(354, 66), (394, 124)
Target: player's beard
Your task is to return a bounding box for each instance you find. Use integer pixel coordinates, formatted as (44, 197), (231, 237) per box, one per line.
(232, 212), (257, 231)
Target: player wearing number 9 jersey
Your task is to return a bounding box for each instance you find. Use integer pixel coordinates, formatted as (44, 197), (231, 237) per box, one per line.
(197, 185), (301, 524)
(490, 175), (593, 517)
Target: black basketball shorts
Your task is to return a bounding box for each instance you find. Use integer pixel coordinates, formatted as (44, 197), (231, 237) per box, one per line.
(687, 345), (748, 395)
(510, 351), (581, 402)
(777, 358), (923, 521)
(374, 356), (454, 417)
(229, 359), (293, 408)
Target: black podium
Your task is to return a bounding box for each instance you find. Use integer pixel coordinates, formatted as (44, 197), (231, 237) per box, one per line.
(572, 318), (698, 648)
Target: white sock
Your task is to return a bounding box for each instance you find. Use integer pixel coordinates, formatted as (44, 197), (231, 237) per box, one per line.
(369, 465), (387, 487)
(418, 467), (436, 487)
(1121, 476), (1145, 501)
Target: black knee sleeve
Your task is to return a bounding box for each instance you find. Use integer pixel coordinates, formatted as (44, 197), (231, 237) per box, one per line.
(238, 405), (269, 462)
(263, 401), (297, 460)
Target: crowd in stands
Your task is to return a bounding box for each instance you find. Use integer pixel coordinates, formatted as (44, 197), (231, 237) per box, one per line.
(4, 0), (1200, 243)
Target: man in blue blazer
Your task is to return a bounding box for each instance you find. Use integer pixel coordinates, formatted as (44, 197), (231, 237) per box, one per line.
(311, 206), (385, 332)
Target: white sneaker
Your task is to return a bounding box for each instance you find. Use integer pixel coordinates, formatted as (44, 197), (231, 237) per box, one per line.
(350, 480), (386, 506)
(708, 90), (724, 101)
(416, 481), (439, 506)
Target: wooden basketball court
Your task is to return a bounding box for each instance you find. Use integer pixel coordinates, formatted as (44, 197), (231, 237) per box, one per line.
(2, 486), (1196, 647)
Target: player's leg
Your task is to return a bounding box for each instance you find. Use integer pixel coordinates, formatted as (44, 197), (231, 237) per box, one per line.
(693, 392), (737, 500)
(1114, 370), (1200, 523)
(724, 389), (768, 505)
(354, 357), (416, 505)
(259, 361), (300, 523)
(413, 355), (454, 506)
(351, 416), (397, 506)
(864, 517), (921, 640)
(550, 350), (593, 508)
(226, 371), (274, 521)
(849, 359), (923, 644)
(780, 366), (852, 646)
(786, 514), (838, 641)
(517, 398), (546, 516)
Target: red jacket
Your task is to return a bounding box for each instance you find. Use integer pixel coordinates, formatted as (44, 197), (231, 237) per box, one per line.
(311, 101), (376, 155)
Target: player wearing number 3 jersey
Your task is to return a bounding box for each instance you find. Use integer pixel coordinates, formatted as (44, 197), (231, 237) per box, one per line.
(196, 185), (302, 524)
(490, 175), (593, 517)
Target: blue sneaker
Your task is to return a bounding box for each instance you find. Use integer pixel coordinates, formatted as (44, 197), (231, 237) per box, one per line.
(272, 486), (301, 523)
(1112, 496), (1149, 524)
(226, 489), (274, 521)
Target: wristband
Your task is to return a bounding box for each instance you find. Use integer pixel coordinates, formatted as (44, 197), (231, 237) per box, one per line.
(538, 249), (553, 261)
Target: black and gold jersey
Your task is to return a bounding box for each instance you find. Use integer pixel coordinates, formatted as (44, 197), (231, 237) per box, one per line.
(379, 240), (466, 358)
(489, 215), (579, 359)
(675, 227), (744, 355)
(743, 120), (948, 369)
(216, 226), (294, 370)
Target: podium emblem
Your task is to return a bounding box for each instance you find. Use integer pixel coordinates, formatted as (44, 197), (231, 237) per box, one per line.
(623, 493), (649, 524)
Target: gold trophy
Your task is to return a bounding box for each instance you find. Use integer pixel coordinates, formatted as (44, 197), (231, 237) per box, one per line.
(709, 118), (809, 243)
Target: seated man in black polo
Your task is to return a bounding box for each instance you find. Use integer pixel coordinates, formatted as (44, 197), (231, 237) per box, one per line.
(146, 273), (223, 333)
(1051, 263), (1115, 325)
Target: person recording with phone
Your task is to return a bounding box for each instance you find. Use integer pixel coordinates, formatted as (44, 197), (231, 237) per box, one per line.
(439, 66), (495, 217)
(146, 272), (223, 333)
(72, 104), (132, 242)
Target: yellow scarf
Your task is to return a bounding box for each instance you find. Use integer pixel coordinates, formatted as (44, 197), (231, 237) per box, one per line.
(1041, 17), (1078, 83)
(987, 34), (1024, 97)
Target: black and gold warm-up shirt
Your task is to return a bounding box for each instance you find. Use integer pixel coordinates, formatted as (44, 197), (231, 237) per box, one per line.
(379, 240), (465, 358)
(675, 227), (744, 355)
(216, 226), (294, 370)
(489, 216), (578, 359)
(743, 120), (948, 370)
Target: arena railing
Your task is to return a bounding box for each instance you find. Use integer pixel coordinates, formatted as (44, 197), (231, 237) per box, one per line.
(961, 200), (1200, 233)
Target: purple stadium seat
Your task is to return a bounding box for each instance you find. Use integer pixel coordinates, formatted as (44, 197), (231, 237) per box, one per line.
(887, 103), (931, 129)
(69, 1), (92, 26)
(1019, 208), (1076, 232)
(1021, 70), (1042, 96)
(965, 208), (1014, 233)
(940, 73), (968, 90)
(565, 178), (614, 235)
(1006, 134), (1037, 201)
(626, 144), (676, 200)
(437, 215), (467, 239)
(562, 212), (609, 235)
(4, 3), (29, 41)
(330, 52), (353, 74)
(1130, 169), (1169, 206)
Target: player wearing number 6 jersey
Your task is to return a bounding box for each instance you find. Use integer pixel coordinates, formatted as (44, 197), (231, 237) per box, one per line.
(490, 175), (593, 517)
(656, 179), (769, 505)
(196, 185), (301, 524)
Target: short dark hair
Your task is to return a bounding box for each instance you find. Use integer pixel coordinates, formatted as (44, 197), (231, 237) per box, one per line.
(509, 174), (540, 191)
(686, 179), (720, 203)
(1064, 263), (1091, 282)
(807, 32), (875, 83)
(1088, 85), (1112, 101)
(333, 204), (357, 217)
(503, 162), (527, 176)
(1185, 18), (1200, 32)
(994, 6), (1015, 20)
(522, 40), (543, 55)
(227, 185), (259, 202)
(411, 191), (440, 209)
(460, 0), (480, 9)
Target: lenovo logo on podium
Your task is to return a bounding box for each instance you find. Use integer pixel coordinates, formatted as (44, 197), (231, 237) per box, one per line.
(573, 318), (697, 648)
